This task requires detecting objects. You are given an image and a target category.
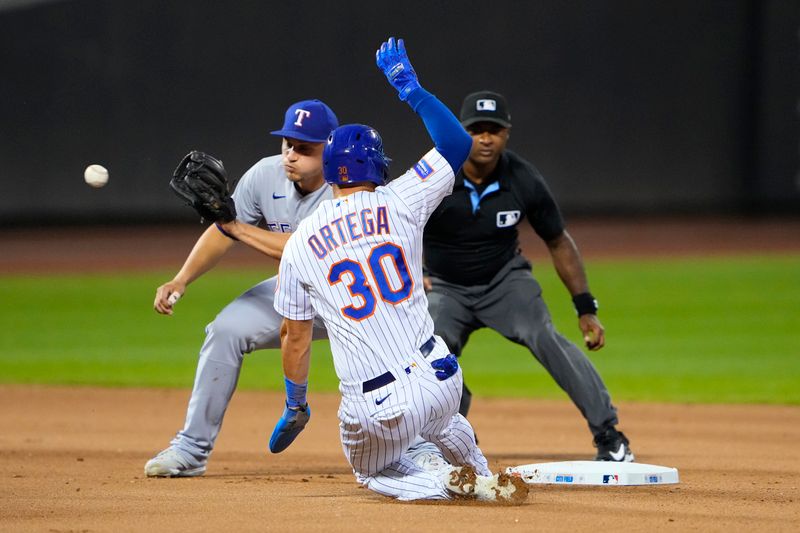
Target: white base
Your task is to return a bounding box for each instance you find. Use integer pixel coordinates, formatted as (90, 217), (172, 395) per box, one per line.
(506, 461), (679, 486)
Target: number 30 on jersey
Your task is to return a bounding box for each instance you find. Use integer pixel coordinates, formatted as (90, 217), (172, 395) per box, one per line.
(328, 242), (413, 321)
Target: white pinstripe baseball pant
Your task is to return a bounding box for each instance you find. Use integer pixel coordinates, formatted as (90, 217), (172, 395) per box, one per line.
(337, 337), (491, 500)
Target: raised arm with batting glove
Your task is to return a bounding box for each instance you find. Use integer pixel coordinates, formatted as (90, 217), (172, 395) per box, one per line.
(375, 37), (421, 101)
(376, 37), (471, 172)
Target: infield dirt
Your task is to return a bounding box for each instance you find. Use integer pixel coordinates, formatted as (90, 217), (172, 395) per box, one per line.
(1, 386), (798, 532)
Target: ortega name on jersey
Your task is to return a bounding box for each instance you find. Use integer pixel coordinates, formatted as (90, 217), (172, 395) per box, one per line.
(307, 205), (390, 259)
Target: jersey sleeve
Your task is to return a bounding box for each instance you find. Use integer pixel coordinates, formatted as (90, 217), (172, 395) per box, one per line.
(386, 147), (454, 228)
(524, 165), (565, 241)
(231, 163), (264, 225)
(273, 238), (315, 320)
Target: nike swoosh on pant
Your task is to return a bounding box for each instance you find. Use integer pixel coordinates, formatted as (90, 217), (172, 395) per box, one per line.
(375, 393), (391, 405)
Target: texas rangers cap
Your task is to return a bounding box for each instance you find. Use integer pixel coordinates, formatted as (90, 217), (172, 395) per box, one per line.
(270, 99), (339, 143)
(459, 90), (512, 128)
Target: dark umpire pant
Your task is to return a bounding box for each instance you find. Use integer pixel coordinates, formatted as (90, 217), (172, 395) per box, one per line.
(426, 254), (618, 436)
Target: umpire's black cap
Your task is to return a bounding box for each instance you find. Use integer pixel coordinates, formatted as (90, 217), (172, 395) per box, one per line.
(460, 91), (512, 128)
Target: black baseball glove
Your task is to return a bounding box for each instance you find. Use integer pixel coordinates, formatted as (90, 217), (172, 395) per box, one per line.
(170, 150), (237, 223)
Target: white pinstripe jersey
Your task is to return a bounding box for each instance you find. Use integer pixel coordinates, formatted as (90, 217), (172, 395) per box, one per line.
(231, 155), (332, 231)
(274, 148), (455, 386)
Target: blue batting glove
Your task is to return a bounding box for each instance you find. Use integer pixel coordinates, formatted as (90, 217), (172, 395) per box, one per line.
(375, 37), (421, 101)
(268, 402), (311, 453)
(431, 354), (459, 381)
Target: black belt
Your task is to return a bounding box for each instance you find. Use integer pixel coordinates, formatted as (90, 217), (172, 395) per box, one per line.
(362, 336), (435, 393)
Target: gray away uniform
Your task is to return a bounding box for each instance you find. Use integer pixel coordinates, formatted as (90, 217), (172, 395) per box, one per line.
(171, 155), (331, 461)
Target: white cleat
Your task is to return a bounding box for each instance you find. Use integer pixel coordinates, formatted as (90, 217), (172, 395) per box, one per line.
(144, 447), (206, 478)
(444, 466), (529, 504)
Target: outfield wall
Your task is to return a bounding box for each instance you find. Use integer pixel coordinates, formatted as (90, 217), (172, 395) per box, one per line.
(1, 0), (797, 224)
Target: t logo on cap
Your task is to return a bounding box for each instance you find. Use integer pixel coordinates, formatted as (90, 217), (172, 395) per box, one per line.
(476, 99), (497, 111)
(271, 99), (339, 143)
(294, 109), (311, 126)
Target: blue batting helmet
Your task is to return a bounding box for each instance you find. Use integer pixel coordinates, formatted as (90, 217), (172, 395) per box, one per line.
(323, 124), (391, 186)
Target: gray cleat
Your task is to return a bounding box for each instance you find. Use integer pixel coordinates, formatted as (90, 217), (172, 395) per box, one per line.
(144, 447), (207, 477)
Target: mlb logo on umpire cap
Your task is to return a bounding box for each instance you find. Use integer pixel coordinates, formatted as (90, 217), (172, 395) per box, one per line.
(460, 90), (512, 128)
(270, 99), (339, 143)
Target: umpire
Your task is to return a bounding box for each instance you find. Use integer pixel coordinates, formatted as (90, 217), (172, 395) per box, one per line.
(423, 90), (633, 461)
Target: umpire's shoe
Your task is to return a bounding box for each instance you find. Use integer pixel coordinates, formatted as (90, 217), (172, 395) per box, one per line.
(593, 427), (635, 462)
(144, 447), (207, 477)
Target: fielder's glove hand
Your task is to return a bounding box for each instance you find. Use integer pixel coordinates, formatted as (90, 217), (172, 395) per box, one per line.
(376, 37), (421, 101)
(170, 150), (237, 223)
(269, 402), (311, 453)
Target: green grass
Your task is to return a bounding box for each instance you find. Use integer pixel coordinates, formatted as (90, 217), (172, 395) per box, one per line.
(1, 254), (798, 404)
(461, 255), (800, 404)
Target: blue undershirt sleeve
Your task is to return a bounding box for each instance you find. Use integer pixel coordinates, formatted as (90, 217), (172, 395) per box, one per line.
(405, 87), (472, 173)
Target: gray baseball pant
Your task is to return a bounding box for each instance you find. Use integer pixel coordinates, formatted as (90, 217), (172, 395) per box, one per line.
(426, 254), (618, 436)
(170, 276), (327, 461)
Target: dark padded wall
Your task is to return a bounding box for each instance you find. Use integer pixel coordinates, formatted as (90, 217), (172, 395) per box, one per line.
(0, 0), (797, 223)
(751, 0), (799, 211)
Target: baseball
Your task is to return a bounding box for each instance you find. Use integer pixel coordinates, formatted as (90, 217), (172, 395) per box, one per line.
(167, 292), (181, 306)
(84, 164), (109, 188)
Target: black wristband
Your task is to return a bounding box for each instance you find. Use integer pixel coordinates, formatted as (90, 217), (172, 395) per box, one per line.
(572, 292), (598, 316)
(215, 223), (239, 241)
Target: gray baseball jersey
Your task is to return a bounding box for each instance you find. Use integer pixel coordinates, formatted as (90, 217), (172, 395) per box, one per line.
(233, 154), (332, 232)
(169, 154), (331, 463)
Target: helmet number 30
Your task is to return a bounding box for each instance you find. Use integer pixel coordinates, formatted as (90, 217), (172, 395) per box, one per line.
(328, 242), (413, 321)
